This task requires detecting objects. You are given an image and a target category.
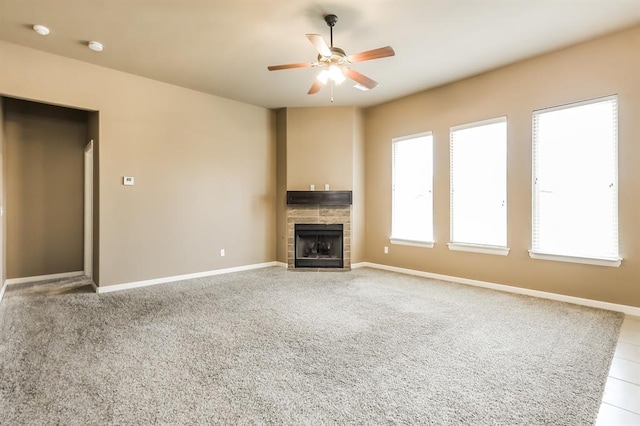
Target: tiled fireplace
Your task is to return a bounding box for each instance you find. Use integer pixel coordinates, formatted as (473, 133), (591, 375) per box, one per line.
(286, 191), (352, 270)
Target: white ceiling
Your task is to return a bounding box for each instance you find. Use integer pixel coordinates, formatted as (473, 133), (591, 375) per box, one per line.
(0, 0), (639, 109)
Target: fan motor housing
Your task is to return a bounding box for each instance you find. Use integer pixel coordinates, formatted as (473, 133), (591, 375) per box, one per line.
(324, 14), (338, 27)
(318, 47), (347, 65)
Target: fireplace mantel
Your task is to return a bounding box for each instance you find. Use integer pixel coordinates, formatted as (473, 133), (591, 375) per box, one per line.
(286, 190), (352, 206)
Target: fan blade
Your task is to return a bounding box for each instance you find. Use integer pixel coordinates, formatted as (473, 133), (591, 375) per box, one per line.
(308, 80), (324, 95)
(347, 46), (395, 63)
(343, 68), (379, 90)
(306, 34), (332, 57)
(267, 62), (315, 71)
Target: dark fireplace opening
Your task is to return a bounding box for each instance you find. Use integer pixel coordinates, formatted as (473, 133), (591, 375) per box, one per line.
(295, 224), (343, 268)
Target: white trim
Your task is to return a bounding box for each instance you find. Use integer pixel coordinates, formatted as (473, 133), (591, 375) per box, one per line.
(84, 140), (93, 279)
(89, 280), (98, 292)
(0, 280), (7, 303)
(448, 243), (510, 256)
(389, 238), (434, 248)
(356, 262), (640, 316)
(273, 261), (287, 268)
(95, 262), (280, 294)
(351, 262), (367, 269)
(528, 251), (622, 267)
(5, 271), (85, 285)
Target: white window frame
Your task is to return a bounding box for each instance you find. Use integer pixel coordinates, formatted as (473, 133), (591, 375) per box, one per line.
(390, 132), (434, 248)
(448, 117), (509, 256)
(530, 95), (621, 267)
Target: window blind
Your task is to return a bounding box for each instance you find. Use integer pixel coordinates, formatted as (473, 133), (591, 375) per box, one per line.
(532, 96), (619, 260)
(450, 117), (507, 247)
(391, 133), (433, 243)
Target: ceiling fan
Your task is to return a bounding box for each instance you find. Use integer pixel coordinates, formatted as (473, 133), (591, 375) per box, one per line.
(267, 14), (395, 97)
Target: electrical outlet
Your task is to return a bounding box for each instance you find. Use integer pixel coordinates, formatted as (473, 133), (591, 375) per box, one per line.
(384, 246), (389, 254)
(220, 249), (225, 257)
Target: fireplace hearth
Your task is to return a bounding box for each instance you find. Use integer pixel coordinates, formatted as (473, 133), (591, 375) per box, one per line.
(295, 224), (343, 268)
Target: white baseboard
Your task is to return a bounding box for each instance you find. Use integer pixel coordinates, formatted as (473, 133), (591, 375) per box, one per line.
(96, 261), (281, 294)
(8, 261), (634, 316)
(358, 262), (640, 316)
(5, 271), (85, 286)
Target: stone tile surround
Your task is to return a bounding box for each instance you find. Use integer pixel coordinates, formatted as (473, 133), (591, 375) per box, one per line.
(287, 204), (351, 270)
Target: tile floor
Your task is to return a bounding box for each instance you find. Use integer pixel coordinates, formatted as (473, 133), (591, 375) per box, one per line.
(596, 315), (640, 425)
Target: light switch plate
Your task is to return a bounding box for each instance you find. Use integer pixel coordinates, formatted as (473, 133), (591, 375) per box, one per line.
(123, 176), (134, 186)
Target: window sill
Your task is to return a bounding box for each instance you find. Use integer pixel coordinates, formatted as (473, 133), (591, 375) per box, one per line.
(528, 251), (622, 267)
(447, 243), (510, 256)
(389, 238), (434, 248)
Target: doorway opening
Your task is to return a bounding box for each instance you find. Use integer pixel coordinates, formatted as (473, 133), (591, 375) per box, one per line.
(1, 97), (98, 288)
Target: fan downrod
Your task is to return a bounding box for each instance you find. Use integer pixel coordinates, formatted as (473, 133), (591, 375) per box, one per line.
(324, 14), (338, 47)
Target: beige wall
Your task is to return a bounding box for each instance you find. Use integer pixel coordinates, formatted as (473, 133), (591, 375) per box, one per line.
(4, 98), (87, 278)
(0, 41), (276, 287)
(286, 107), (355, 191)
(282, 107), (365, 263)
(364, 25), (640, 307)
(2, 25), (637, 307)
(275, 109), (287, 263)
(351, 108), (365, 264)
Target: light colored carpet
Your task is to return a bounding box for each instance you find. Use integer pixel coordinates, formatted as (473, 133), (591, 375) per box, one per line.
(0, 267), (623, 425)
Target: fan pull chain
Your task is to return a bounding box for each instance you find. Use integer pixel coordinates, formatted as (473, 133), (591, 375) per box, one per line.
(330, 80), (334, 103)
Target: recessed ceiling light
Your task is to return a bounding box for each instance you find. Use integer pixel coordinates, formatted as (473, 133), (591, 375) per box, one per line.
(88, 41), (103, 52)
(33, 24), (50, 36)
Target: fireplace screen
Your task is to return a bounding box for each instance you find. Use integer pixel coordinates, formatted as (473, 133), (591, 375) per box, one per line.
(294, 224), (343, 268)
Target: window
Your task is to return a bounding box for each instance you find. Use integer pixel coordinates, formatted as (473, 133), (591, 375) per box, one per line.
(531, 96), (620, 266)
(449, 117), (508, 255)
(391, 133), (433, 246)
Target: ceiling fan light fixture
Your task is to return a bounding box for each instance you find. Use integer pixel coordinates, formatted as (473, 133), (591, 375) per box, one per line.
(317, 70), (329, 84)
(267, 13), (395, 97)
(328, 65), (345, 84)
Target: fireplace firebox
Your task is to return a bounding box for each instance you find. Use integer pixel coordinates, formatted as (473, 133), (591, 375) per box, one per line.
(294, 224), (344, 268)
